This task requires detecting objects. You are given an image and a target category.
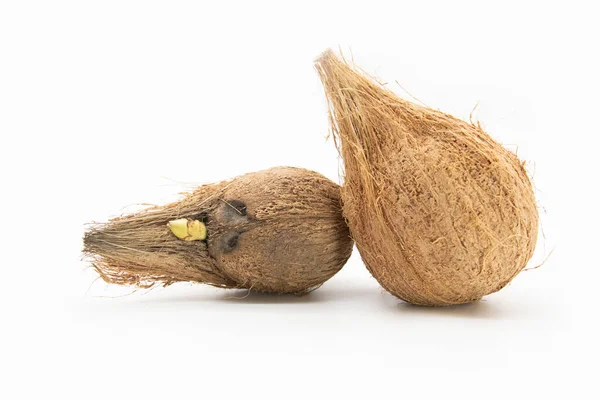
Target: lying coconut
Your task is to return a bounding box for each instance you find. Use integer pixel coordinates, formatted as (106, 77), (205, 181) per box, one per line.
(315, 50), (539, 306)
(83, 167), (353, 294)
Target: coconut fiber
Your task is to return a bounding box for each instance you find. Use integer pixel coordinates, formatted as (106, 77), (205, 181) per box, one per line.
(315, 50), (539, 306)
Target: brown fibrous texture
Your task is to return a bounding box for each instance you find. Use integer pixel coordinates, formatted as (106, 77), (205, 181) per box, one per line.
(315, 50), (539, 306)
(83, 167), (354, 294)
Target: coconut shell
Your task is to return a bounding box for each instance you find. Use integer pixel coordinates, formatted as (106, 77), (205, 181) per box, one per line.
(83, 167), (353, 294)
(315, 50), (539, 306)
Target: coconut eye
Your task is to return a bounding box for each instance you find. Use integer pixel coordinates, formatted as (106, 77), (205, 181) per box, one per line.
(225, 200), (247, 216)
(220, 199), (248, 223)
(221, 231), (241, 253)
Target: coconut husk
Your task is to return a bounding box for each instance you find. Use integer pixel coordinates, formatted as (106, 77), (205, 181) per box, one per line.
(83, 167), (354, 294)
(315, 50), (539, 306)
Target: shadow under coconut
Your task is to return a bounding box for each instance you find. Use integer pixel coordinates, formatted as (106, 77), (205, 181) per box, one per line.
(395, 300), (503, 319)
(215, 289), (328, 304)
(384, 294), (540, 320)
(124, 287), (329, 305)
(100, 282), (375, 306)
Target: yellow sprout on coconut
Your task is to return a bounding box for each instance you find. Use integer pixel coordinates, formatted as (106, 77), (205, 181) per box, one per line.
(167, 218), (207, 241)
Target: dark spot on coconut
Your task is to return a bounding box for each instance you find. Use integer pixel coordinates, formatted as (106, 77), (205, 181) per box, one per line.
(226, 200), (247, 216)
(220, 199), (248, 222)
(221, 231), (241, 253)
(191, 213), (208, 222)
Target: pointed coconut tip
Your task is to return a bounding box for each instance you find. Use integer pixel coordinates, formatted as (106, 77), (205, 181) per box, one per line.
(314, 48), (335, 63)
(314, 48), (421, 151)
(314, 48), (395, 97)
(314, 48), (371, 94)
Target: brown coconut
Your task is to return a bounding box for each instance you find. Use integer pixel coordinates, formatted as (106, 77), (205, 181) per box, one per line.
(83, 167), (353, 294)
(315, 50), (539, 306)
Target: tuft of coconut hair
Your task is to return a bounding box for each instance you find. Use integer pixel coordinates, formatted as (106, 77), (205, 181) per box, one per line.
(315, 49), (539, 306)
(83, 183), (236, 289)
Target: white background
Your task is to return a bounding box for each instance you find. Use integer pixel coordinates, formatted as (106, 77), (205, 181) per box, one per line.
(1, 1), (598, 399)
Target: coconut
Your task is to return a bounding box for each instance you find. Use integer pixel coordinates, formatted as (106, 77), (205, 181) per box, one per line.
(315, 50), (539, 306)
(83, 167), (353, 294)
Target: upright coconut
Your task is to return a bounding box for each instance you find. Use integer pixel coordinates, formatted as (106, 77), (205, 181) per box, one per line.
(83, 167), (353, 294)
(315, 50), (539, 306)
